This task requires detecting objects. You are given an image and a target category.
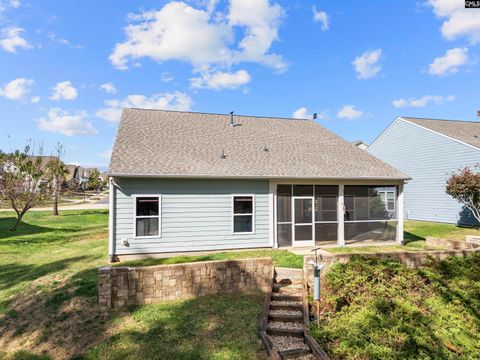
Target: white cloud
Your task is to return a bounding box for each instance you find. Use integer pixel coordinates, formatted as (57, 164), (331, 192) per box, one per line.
(293, 107), (328, 120)
(392, 94), (455, 108)
(100, 82), (117, 94)
(0, 77), (33, 100)
(30, 96), (40, 103)
(0, 27), (31, 53)
(428, 0), (480, 44)
(50, 81), (78, 100)
(337, 105), (363, 120)
(110, 0), (286, 75)
(9, 0), (20, 8)
(292, 107), (310, 119)
(96, 92), (192, 123)
(37, 108), (97, 137)
(428, 47), (469, 76)
(352, 49), (382, 79)
(312, 6), (329, 31)
(190, 69), (250, 90)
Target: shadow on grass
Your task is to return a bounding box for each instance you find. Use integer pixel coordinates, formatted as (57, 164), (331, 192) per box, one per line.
(0, 218), (60, 240)
(403, 230), (424, 243)
(83, 293), (265, 360)
(0, 256), (94, 315)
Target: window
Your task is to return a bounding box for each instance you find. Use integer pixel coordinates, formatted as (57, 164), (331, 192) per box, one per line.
(135, 196), (160, 237)
(233, 195), (254, 233)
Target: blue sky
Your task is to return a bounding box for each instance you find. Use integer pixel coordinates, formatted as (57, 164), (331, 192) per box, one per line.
(0, 0), (479, 169)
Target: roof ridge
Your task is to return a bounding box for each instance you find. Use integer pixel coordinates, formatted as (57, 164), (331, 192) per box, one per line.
(402, 116), (479, 124)
(126, 108), (313, 122)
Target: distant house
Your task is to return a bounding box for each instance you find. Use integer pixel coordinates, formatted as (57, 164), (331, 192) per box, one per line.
(107, 109), (408, 261)
(351, 140), (369, 150)
(368, 117), (480, 226)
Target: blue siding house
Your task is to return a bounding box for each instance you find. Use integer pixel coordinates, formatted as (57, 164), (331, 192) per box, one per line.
(108, 109), (409, 261)
(368, 117), (480, 226)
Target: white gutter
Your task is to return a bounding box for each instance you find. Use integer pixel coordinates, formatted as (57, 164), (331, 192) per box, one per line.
(108, 173), (410, 181)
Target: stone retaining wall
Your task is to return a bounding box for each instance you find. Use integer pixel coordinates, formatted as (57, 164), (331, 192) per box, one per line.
(304, 247), (480, 289)
(426, 236), (479, 250)
(98, 258), (273, 310)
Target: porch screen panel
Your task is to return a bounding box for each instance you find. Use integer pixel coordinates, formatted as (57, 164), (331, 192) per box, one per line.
(344, 186), (397, 243)
(277, 185), (292, 247)
(315, 186), (338, 243)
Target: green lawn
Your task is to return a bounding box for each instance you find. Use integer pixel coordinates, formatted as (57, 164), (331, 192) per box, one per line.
(327, 220), (479, 254)
(0, 210), (269, 359)
(311, 254), (480, 359)
(119, 249), (304, 269)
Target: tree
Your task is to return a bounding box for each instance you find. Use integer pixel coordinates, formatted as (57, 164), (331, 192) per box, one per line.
(0, 144), (50, 231)
(446, 166), (480, 225)
(87, 168), (101, 191)
(45, 143), (68, 216)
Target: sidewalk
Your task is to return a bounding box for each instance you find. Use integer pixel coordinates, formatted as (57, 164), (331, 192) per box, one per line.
(0, 201), (109, 212)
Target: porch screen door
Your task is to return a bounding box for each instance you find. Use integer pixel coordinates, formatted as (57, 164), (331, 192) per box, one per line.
(293, 197), (314, 246)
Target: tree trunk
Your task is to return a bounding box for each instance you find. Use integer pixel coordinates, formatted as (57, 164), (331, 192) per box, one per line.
(52, 194), (59, 216)
(10, 212), (24, 231)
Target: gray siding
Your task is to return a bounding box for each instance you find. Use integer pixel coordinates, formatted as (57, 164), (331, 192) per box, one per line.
(112, 178), (271, 255)
(368, 119), (480, 225)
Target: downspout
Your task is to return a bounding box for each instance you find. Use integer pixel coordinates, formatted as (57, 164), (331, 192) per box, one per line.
(108, 177), (116, 262)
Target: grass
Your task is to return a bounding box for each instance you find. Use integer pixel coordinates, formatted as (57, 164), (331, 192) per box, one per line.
(327, 220), (480, 254)
(119, 249), (304, 269)
(1, 210), (479, 358)
(84, 293), (266, 360)
(311, 254), (480, 359)
(0, 210), (271, 359)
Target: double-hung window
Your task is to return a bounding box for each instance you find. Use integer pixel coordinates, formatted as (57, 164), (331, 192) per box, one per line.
(233, 195), (254, 233)
(135, 196), (160, 237)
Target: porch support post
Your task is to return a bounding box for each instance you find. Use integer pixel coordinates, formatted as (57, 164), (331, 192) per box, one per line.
(269, 180), (278, 248)
(337, 184), (345, 246)
(396, 182), (404, 245)
(108, 177), (116, 262)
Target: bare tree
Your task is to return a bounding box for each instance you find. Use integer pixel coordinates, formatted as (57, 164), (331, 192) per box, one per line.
(45, 143), (68, 216)
(0, 143), (50, 231)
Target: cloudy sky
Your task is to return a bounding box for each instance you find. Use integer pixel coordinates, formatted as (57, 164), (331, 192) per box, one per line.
(0, 0), (479, 169)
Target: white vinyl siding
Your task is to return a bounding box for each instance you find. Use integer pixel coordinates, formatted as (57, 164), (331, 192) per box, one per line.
(368, 119), (480, 225)
(112, 178), (270, 255)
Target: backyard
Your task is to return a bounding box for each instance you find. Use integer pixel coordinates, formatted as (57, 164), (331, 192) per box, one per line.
(0, 209), (479, 359)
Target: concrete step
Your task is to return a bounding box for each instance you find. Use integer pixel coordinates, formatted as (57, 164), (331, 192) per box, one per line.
(275, 267), (303, 282)
(270, 302), (303, 311)
(267, 326), (304, 338)
(279, 347), (313, 359)
(269, 312), (303, 322)
(272, 293), (303, 302)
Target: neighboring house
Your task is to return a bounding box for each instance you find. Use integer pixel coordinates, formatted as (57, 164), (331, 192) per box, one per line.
(368, 117), (480, 226)
(351, 140), (369, 150)
(108, 109), (409, 261)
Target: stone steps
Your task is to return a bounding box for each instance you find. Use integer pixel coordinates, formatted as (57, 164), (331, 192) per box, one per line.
(266, 273), (317, 359)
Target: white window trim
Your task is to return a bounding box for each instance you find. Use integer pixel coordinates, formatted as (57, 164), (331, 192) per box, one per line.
(232, 194), (255, 235)
(133, 194), (161, 239)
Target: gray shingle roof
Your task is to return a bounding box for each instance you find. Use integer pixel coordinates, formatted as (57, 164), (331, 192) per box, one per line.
(403, 117), (480, 149)
(109, 109), (409, 180)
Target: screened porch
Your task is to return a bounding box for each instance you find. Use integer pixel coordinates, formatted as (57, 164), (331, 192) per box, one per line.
(275, 183), (404, 248)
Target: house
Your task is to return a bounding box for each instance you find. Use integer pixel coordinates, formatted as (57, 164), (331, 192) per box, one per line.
(368, 117), (480, 226)
(351, 140), (369, 150)
(107, 109), (409, 261)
